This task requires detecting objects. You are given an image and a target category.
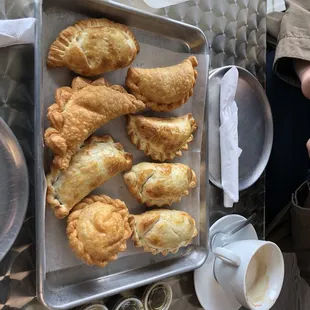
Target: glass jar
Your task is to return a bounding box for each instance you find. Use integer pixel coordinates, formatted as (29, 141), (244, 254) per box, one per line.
(142, 282), (172, 310)
(79, 303), (109, 310)
(112, 297), (144, 310)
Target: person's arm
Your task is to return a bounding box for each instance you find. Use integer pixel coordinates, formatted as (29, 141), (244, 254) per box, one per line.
(294, 59), (310, 99)
(271, 0), (310, 88)
(307, 139), (310, 158)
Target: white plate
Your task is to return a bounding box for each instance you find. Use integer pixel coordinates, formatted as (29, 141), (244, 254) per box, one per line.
(194, 214), (258, 310)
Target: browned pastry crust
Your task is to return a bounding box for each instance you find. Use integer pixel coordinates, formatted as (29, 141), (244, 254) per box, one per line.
(46, 135), (132, 219)
(47, 18), (139, 76)
(126, 56), (198, 112)
(44, 77), (145, 170)
(67, 195), (132, 267)
(129, 209), (197, 256)
(123, 162), (197, 207)
(127, 113), (197, 161)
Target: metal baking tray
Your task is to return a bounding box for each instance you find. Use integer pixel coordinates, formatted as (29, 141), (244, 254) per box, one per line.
(34, 0), (209, 308)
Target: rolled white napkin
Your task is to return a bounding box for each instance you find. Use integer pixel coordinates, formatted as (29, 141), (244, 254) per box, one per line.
(220, 66), (242, 208)
(0, 18), (35, 48)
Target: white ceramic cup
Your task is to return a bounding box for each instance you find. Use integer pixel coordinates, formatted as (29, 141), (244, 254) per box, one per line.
(213, 240), (284, 310)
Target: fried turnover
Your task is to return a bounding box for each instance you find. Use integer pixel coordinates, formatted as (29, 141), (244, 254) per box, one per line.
(123, 162), (197, 207)
(126, 56), (198, 112)
(67, 195), (132, 267)
(46, 135), (132, 219)
(44, 77), (145, 170)
(47, 18), (139, 76)
(127, 113), (197, 161)
(130, 209), (197, 256)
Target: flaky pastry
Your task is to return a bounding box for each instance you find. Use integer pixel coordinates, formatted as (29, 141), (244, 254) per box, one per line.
(67, 195), (132, 267)
(127, 113), (197, 161)
(44, 77), (145, 170)
(123, 162), (197, 207)
(126, 56), (198, 111)
(46, 135), (132, 219)
(129, 209), (197, 255)
(47, 18), (139, 76)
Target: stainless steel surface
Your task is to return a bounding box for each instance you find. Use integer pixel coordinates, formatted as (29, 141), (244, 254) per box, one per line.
(0, 0), (266, 308)
(0, 117), (29, 261)
(209, 66), (272, 191)
(35, 0), (209, 309)
(0, 2), (36, 308)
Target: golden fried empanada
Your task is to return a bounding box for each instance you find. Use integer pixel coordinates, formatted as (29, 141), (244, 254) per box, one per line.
(126, 56), (198, 111)
(46, 136), (132, 219)
(67, 195), (131, 267)
(127, 113), (197, 161)
(123, 162), (197, 206)
(47, 18), (139, 76)
(130, 209), (197, 256)
(44, 77), (145, 170)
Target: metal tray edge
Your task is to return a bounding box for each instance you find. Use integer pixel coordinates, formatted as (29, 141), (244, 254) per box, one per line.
(34, 0), (47, 307)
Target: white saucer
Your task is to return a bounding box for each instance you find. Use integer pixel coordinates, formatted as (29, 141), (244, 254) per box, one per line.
(194, 214), (258, 310)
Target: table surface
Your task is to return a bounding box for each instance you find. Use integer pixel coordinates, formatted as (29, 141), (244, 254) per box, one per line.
(0, 0), (266, 308)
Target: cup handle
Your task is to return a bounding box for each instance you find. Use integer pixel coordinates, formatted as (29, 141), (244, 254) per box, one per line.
(213, 247), (241, 267)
